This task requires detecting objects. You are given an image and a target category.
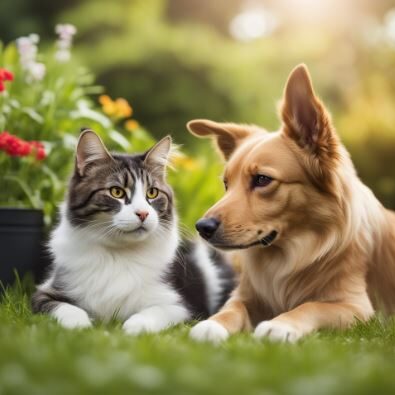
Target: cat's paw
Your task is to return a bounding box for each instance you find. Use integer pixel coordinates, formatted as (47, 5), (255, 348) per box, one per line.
(254, 320), (302, 343)
(190, 320), (229, 345)
(53, 304), (92, 329)
(123, 314), (156, 335)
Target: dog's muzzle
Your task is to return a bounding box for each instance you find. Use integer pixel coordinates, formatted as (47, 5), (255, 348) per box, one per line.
(195, 217), (278, 249)
(195, 217), (220, 240)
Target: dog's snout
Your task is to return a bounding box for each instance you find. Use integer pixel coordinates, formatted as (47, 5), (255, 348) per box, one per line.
(195, 217), (220, 240)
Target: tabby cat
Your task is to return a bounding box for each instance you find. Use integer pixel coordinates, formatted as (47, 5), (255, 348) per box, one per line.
(32, 129), (234, 334)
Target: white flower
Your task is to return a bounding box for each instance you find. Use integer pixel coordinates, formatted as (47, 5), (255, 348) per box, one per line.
(55, 24), (77, 40)
(16, 34), (46, 82)
(55, 23), (77, 63)
(29, 34), (40, 44)
(55, 49), (71, 62)
(28, 62), (46, 82)
(16, 37), (38, 64)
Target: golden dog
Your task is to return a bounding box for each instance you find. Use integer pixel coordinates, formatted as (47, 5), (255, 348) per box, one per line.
(187, 64), (395, 343)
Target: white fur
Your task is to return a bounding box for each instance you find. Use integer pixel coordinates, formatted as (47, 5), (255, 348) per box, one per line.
(123, 304), (189, 335)
(254, 320), (302, 343)
(190, 320), (229, 344)
(45, 202), (187, 330)
(193, 241), (223, 314)
(52, 303), (92, 329)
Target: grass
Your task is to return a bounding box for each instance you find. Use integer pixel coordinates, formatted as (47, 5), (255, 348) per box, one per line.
(1, 281), (395, 395)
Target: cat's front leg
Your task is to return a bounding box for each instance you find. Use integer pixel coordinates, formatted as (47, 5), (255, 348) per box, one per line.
(123, 304), (189, 335)
(32, 288), (92, 329)
(52, 303), (92, 329)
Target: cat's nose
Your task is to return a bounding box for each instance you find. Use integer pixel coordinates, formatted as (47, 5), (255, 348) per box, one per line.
(135, 210), (149, 222)
(195, 217), (220, 240)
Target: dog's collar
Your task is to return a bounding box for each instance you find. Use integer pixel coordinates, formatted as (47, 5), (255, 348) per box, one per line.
(213, 230), (278, 250)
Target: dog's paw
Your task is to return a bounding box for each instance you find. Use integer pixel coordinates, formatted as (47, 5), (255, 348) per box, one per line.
(53, 304), (92, 329)
(254, 320), (302, 343)
(190, 320), (229, 344)
(123, 314), (156, 335)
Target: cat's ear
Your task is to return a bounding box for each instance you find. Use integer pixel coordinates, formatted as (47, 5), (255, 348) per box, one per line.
(76, 129), (113, 176)
(144, 136), (172, 178)
(187, 119), (252, 160)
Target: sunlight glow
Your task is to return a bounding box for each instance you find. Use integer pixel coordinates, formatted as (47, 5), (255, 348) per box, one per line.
(229, 8), (277, 42)
(384, 9), (395, 44)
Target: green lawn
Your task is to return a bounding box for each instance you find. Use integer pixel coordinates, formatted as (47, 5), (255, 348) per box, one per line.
(1, 282), (395, 395)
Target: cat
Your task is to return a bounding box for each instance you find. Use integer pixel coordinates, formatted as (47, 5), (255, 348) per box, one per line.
(32, 129), (234, 334)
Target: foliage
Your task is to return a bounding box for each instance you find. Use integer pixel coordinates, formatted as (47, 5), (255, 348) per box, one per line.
(0, 30), (154, 225)
(54, 0), (395, 207)
(1, 284), (395, 395)
(1, 0), (395, 223)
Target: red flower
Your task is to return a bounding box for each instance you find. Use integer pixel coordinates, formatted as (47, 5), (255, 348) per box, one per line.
(0, 68), (14, 92)
(0, 131), (46, 160)
(31, 141), (47, 160)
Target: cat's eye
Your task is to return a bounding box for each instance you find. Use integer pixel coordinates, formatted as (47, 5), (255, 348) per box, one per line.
(146, 187), (159, 200)
(252, 174), (273, 188)
(110, 186), (126, 199)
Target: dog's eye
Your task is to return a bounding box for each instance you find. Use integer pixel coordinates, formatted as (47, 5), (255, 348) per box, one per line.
(252, 174), (273, 188)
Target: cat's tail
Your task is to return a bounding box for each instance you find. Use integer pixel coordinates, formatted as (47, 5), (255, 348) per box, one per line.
(193, 240), (236, 315)
(168, 239), (236, 320)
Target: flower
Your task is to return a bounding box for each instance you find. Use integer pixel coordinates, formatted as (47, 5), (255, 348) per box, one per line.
(0, 131), (46, 160)
(55, 24), (77, 63)
(171, 152), (200, 171)
(99, 95), (133, 119)
(29, 63), (46, 81)
(124, 119), (140, 132)
(115, 98), (133, 118)
(30, 141), (47, 160)
(0, 68), (14, 92)
(55, 24), (77, 40)
(16, 34), (46, 82)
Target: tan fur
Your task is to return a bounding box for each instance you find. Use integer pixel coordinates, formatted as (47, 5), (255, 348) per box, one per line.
(188, 64), (395, 341)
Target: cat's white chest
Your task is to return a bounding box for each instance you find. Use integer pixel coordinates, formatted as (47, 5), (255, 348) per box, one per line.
(72, 253), (168, 320)
(50, 220), (179, 322)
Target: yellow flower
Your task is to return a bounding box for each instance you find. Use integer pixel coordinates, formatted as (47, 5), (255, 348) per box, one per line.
(99, 95), (117, 116)
(99, 95), (133, 119)
(171, 152), (200, 171)
(115, 98), (132, 118)
(124, 119), (140, 132)
(98, 95), (111, 106)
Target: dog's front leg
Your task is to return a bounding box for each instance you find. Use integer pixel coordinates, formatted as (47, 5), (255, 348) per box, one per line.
(190, 297), (252, 344)
(254, 299), (374, 342)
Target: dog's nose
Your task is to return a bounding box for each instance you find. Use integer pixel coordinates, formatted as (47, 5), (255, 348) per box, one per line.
(195, 217), (220, 240)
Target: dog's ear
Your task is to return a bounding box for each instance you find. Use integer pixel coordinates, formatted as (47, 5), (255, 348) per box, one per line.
(187, 119), (251, 160)
(281, 64), (337, 156)
(76, 129), (114, 176)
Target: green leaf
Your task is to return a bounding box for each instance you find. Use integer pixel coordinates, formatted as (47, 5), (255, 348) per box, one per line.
(21, 108), (44, 124)
(70, 100), (112, 128)
(3, 43), (18, 68)
(3, 175), (40, 208)
(109, 129), (131, 150)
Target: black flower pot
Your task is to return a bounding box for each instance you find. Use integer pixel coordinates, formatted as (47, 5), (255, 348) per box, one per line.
(0, 208), (46, 287)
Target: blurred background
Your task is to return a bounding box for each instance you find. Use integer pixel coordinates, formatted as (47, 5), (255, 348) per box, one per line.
(1, 0), (395, 228)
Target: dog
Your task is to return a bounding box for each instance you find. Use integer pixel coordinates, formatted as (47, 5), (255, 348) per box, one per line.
(186, 64), (395, 343)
